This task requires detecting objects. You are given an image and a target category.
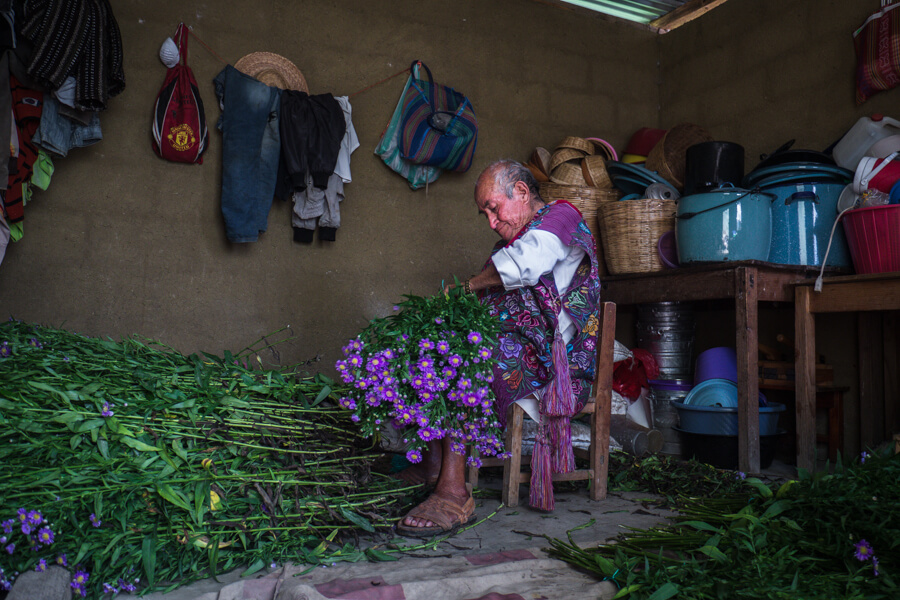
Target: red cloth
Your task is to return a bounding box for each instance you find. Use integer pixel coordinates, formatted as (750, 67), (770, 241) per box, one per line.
(612, 348), (660, 400)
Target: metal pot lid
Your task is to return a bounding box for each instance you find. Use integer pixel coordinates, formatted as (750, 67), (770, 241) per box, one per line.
(744, 162), (853, 188)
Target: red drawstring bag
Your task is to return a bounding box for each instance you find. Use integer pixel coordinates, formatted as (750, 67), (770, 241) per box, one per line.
(854, 1), (900, 104)
(152, 23), (210, 163)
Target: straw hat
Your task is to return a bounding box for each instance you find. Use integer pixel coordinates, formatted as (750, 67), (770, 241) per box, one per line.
(582, 155), (613, 189)
(549, 148), (586, 171)
(556, 136), (595, 156)
(234, 52), (309, 92)
(550, 161), (587, 186)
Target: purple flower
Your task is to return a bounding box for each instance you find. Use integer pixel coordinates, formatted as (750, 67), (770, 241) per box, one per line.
(861, 451), (870, 464)
(36, 527), (54, 545)
(406, 449), (423, 464)
(478, 347), (491, 360)
(435, 340), (450, 355)
(736, 472), (746, 480)
(101, 402), (114, 418)
(418, 427), (438, 442)
(36, 558), (47, 572)
(1, 520), (12, 534)
(119, 579), (137, 593)
(72, 570), (89, 586)
(450, 441), (466, 454)
(28, 338), (43, 349)
(434, 317), (444, 324)
(5, 543), (14, 555)
(20, 523), (32, 535)
(103, 582), (119, 594)
(873, 556), (880, 576)
(26, 510), (43, 526)
(418, 338), (435, 351)
(417, 357), (434, 371)
(338, 397), (356, 410)
(854, 539), (874, 561)
(393, 305), (400, 311)
(89, 513), (101, 528)
(466, 455), (482, 468)
(63, 355), (70, 362)
(415, 415), (429, 428)
(351, 414), (360, 422)
(0, 342), (10, 358)
(57, 554), (67, 567)
(16, 508), (26, 522)
(467, 331), (483, 345)
(457, 377), (472, 390)
(447, 354), (463, 367)
(383, 348), (396, 360)
(0, 579), (10, 591)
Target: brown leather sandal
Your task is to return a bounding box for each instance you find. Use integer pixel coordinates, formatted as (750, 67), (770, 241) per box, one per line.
(396, 493), (476, 538)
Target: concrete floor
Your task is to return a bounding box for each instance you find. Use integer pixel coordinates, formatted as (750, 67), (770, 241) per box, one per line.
(118, 458), (797, 600)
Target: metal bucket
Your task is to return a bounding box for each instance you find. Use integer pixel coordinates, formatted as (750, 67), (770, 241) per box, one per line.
(649, 379), (692, 456)
(636, 302), (696, 380)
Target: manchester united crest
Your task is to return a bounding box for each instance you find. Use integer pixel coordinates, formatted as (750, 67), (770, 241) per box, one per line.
(167, 123), (197, 151)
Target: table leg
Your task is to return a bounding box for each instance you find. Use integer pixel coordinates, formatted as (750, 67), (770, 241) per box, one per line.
(795, 286), (816, 471)
(736, 267), (760, 473)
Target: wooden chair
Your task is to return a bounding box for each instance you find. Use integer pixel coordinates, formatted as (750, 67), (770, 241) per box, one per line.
(467, 302), (616, 507)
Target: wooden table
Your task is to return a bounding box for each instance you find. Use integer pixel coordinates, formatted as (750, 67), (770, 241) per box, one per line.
(794, 273), (900, 470)
(601, 261), (825, 473)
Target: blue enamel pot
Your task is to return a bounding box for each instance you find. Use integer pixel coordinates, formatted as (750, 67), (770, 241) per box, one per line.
(759, 179), (852, 267)
(675, 188), (774, 264)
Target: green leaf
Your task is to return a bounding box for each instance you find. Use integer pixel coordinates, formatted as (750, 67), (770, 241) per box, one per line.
(241, 558), (266, 577)
(121, 436), (160, 452)
(648, 583), (680, 600)
(365, 548), (399, 562)
(699, 545), (729, 563)
(172, 438), (189, 462)
(681, 520), (720, 532)
(72, 419), (106, 433)
(52, 411), (84, 424)
(340, 506), (375, 532)
(97, 438), (110, 460)
(157, 483), (191, 512)
(142, 534), (157, 587)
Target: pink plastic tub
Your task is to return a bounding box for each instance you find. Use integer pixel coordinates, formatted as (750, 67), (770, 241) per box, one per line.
(841, 204), (900, 274)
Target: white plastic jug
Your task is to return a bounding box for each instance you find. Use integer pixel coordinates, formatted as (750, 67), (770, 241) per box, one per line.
(833, 114), (900, 172)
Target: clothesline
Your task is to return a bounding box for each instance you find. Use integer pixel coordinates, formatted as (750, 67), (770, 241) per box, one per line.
(186, 28), (411, 99)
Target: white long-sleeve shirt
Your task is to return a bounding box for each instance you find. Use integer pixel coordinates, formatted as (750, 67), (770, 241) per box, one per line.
(491, 228), (586, 344)
(490, 228), (587, 422)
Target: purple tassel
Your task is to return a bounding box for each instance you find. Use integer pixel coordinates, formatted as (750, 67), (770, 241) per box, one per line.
(530, 427), (554, 511)
(549, 417), (575, 473)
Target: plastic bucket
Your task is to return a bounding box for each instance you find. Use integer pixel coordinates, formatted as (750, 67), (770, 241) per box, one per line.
(673, 401), (786, 436)
(841, 204), (900, 274)
(853, 156), (900, 194)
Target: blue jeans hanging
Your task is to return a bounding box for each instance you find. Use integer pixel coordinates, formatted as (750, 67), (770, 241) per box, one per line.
(213, 65), (281, 243)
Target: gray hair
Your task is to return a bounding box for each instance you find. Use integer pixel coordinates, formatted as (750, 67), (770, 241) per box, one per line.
(480, 159), (544, 204)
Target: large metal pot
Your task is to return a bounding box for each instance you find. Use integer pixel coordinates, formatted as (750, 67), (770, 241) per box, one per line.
(675, 188), (774, 264)
(758, 178), (852, 267)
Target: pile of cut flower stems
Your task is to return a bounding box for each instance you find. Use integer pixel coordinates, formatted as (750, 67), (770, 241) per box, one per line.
(0, 320), (418, 597)
(549, 451), (900, 599)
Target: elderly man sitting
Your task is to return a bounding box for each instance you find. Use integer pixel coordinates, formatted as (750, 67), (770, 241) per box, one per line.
(397, 159), (602, 536)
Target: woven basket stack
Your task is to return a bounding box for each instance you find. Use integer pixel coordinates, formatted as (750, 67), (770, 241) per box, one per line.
(528, 137), (621, 276)
(597, 199), (676, 274)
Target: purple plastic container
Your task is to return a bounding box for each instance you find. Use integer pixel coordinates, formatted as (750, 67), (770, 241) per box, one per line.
(694, 346), (767, 406)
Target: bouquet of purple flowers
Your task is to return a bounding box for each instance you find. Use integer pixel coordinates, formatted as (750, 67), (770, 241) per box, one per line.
(335, 288), (507, 467)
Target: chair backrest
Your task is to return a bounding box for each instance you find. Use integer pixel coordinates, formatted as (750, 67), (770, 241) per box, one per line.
(588, 301), (616, 410)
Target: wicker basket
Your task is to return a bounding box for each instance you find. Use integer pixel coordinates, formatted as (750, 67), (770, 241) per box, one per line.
(645, 123), (712, 192)
(597, 199), (676, 274)
(539, 182), (621, 276)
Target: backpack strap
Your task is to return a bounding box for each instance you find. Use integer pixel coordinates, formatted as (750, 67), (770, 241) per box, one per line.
(174, 22), (188, 67)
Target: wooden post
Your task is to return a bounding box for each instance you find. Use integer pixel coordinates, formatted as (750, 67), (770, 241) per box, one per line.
(794, 286), (816, 472)
(735, 267), (760, 473)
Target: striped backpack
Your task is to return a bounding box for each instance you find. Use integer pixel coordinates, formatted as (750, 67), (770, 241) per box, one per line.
(152, 23), (209, 163)
(398, 61), (477, 173)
